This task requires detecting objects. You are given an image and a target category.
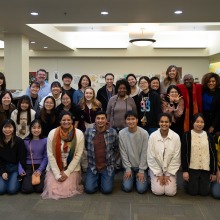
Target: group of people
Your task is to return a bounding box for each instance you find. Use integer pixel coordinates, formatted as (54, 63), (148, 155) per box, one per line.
(0, 65), (220, 200)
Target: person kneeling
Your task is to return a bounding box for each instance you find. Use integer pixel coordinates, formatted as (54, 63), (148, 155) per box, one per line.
(84, 111), (118, 194)
(119, 111), (149, 194)
(147, 113), (181, 196)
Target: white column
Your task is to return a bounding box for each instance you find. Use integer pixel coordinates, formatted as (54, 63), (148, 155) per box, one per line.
(4, 34), (29, 90)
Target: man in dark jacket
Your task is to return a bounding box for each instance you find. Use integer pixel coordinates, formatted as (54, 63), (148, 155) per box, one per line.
(97, 73), (115, 112)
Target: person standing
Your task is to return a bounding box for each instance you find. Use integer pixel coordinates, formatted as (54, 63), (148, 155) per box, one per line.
(26, 69), (51, 99)
(97, 73), (115, 112)
(177, 74), (202, 132)
(119, 111), (149, 194)
(201, 72), (220, 134)
(84, 111), (118, 194)
(61, 73), (76, 98)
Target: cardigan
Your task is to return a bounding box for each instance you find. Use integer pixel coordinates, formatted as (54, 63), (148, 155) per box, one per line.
(46, 128), (84, 180)
(181, 131), (217, 175)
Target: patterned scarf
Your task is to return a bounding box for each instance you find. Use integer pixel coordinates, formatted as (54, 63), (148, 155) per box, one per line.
(52, 125), (77, 171)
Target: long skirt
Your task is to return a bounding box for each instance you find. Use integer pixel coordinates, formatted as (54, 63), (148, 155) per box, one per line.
(41, 170), (83, 200)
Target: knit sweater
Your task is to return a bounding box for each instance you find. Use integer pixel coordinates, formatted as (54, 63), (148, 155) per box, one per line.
(119, 127), (149, 173)
(11, 109), (36, 139)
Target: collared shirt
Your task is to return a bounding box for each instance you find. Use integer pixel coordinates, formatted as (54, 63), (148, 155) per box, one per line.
(147, 129), (181, 176)
(84, 126), (118, 175)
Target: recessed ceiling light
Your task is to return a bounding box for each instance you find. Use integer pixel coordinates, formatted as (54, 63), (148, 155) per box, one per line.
(174, 10), (182, 14)
(43, 46), (48, 49)
(30, 41), (35, 44)
(30, 12), (39, 16)
(101, 11), (108, 15)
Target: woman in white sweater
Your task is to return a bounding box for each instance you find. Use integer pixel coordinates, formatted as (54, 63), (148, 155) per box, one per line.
(147, 113), (181, 196)
(41, 111), (84, 200)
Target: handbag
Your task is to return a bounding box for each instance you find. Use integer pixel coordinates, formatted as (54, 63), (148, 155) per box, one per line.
(30, 141), (41, 185)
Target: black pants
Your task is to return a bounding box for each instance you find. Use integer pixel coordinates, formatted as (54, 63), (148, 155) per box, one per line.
(21, 164), (46, 194)
(186, 169), (210, 196)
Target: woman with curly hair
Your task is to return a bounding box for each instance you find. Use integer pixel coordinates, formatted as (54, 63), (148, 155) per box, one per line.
(202, 72), (220, 134)
(106, 79), (137, 131)
(160, 65), (181, 96)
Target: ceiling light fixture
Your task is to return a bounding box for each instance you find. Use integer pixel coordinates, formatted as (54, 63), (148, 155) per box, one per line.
(30, 41), (35, 44)
(30, 12), (39, 16)
(174, 10), (182, 14)
(129, 28), (156, 46)
(101, 11), (108, 15)
(43, 46), (48, 49)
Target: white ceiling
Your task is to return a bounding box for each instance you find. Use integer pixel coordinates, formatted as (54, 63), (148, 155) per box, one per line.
(0, 0), (220, 52)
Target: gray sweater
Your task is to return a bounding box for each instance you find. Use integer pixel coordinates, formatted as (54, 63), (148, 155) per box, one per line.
(119, 127), (149, 173)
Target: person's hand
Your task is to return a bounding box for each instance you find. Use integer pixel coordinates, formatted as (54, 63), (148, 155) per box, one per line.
(123, 171), (132, 181)
(183, 172), (189, 182)
(33, 171), (41, 177)
(164, 176), (171, 185)
(2, 173), (8, 180)
(20, 172), (26, 176)
(58, 171), (68, 182)
(157, 176), (164, 186)
(136, 172), (146, 183)
(167, 94), (175, 103)
(210, 174), (217, 182)
(173, 94), (183, 103)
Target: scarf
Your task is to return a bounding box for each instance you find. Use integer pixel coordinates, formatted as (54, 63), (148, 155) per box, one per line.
(52, 125), (77, 171)
(177, 84), (202, 132)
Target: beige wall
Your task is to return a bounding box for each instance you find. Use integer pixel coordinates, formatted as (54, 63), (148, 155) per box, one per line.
(0, 56), (209, 90)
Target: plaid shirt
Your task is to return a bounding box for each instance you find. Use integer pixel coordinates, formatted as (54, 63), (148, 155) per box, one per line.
(85, 126), (118, 175)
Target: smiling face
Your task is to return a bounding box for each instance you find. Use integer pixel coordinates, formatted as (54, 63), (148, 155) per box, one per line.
(169, 88), (179, 98)
(183, 75), (194, 88)
(61, 94), (71, 107)
(207, 77), (217, 91)
(126, 115), (138, 130)
(159, 116), (171, 132)
(139, 79), (149, 92)
(1, 93), (12, 106)
(60, 114), (73, 130)
(168, 67), (177, 80)
(150, 79), (160, 91)
(20, 100), (29, 111)
(117, 84), (127, 97)
(30, 83), (40, 96)
(127, 76), (137, 87)
(3, 123), (14, 139)
(44, 98), (55, 111)
(51, 85), (61, 96)
(63, 77), (72, 86)
(81, 77), (90, 89)
(95, 114), (107, 129)
(31, 123), (42, 139)
(105, 75), (114, 87)
(193, 116), (204, 133)
(84, 88), (94, 101)
(36, 71), (46, 84)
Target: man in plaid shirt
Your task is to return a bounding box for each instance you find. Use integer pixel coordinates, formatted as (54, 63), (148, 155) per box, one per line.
(84, 111), (118, 194)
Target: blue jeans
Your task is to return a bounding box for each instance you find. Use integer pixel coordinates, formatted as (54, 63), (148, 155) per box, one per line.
(211, 182), (220, 199)
(122, 168), (148, 194)
(0, 163), (20, 195)
(85, 167), (115, 194)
